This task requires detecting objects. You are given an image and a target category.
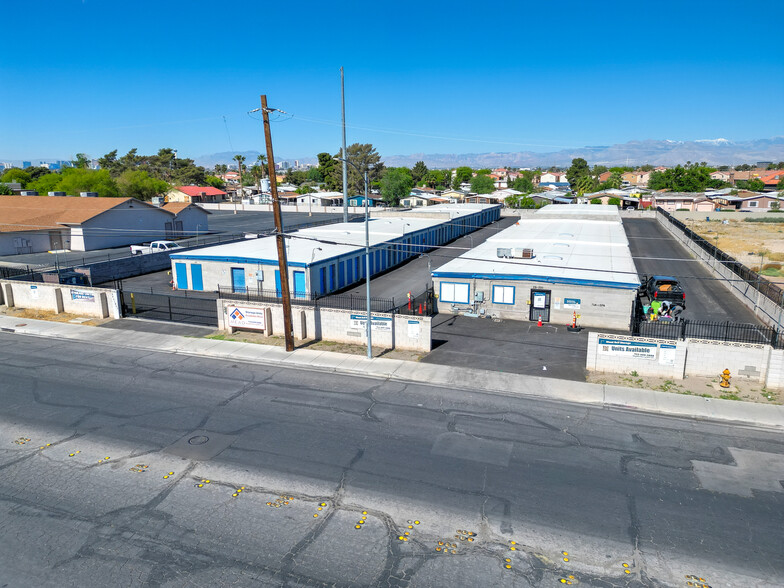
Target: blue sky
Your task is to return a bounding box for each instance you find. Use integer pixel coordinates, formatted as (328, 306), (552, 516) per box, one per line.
(2, 0), (782, 163)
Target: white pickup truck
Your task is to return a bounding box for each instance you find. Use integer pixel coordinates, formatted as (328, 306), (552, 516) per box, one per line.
(129, 240), (184, 255)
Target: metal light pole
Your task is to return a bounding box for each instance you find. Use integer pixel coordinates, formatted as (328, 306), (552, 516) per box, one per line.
(335, 156), (372, 359)
(341, 67), (348, 223)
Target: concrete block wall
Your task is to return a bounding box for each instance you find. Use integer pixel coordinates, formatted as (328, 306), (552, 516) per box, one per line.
(84, 251), (177, 284)
(685, 339), (770, 383)
(0, 279), (121, 319)
(587, 332), (686, 379)
(218, 300), (431, 352)
(765, 349), (784, 390)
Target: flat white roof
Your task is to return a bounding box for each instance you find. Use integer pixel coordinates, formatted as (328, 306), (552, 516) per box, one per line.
(433, 205), (639, 289)
(171, 204), (498, 267)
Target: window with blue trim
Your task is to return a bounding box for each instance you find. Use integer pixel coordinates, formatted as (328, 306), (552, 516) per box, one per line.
(492, 285), (515, 305)
(440, 282), (470, 304)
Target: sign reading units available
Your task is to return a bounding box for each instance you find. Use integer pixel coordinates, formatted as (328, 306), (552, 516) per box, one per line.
(564, 298), (581, 309)
(349, 314), (392, 332)
(598, 337), (657, 360)
(227, 306), (266, 330)
(70, 289), (95, 303)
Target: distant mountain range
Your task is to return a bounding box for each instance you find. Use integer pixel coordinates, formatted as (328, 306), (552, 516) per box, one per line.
(193, 138), (784, 171)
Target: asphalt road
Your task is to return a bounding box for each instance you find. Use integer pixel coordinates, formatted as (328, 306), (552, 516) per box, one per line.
(623, 218), (761, 323)
(1, 334), (782, 587)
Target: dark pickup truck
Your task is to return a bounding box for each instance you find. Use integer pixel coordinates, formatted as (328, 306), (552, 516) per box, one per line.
(641, 275), (686, 309)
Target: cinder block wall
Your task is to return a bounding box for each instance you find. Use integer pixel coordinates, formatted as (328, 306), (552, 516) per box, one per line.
(218, 300), (431, 352)
(685, 339), (769, 383)
(587, 332), (686, 379)
(0, 279), (120, 319)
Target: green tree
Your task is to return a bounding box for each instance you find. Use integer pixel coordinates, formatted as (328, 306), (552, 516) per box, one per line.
(608, 197), (621, 206)
(204, 175), (225, 189)
(317, 152), (340, 191)
(233, 154), (246, 197)
(590, 198), (602, 204)
(72, 153), (91, 169)
(470, 174), (495, 194)
(28, 173), (62, 194)
(380, 167), (414, 206)
(735, 163), (753, 171)
(116, 170), (169, 200)
(0, 184), (13, 195)
(56, 168), (120, 197)
(777, 177), (784, 190)
(411, 161), (428, 184)
(599, 171), (623, 190)
(475, 168), (491, 175)
(342, 143), (384, 195)
(639, 164), (654, 172)
(505, 195), (537, 209)
(0, 168), (30, 186)
(566, 158), (592, 191)
(306, 167), (323, 183)
(452, 166), (473, 189)
(592, 165), (608, 175)
(510, 173), (537, 194)
(576, 174), (598, 195)
(745, 178), (765, 192)
(249, 164), (265, 191)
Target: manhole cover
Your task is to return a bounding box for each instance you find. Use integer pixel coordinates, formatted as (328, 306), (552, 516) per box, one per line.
(188, 435), (209, 445)
(164, 430), (236, 461)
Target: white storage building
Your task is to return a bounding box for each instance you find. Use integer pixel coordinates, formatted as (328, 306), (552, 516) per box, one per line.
(432, 204), (640, 329)
(169, 204), (500, 295)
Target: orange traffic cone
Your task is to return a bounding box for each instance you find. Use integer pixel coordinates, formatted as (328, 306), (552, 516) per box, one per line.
(418, 303), (422, 315)
(537, 316), (543, 327)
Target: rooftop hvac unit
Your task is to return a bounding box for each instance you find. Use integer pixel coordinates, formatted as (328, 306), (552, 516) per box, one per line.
(48, 191), (66, 196)
(496, 247), (512, 258)
(80, 191), (98, 197)
(512, 248), (534, 259)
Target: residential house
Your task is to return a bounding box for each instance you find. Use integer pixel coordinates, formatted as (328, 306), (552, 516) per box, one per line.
(598, 171), (613, 183)
(649, 192), (714, 212)
(297, 192), (343, 207)
(621, 171), (651, 187)
(740, 193), (782, 211)
(488, 173), (508, 189)
(441, 189), (472, 203)
(166, 186), (227, 204)
(347, 195), (382, 207)
(0, 195), (179, 254)
(710, 170), (732, 182)
(760, 170), (784, 191)
(400, 194), (434, 207)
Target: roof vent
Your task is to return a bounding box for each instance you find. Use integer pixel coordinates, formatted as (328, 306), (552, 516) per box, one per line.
(496, 247), (512, 258)
(512, 248), (534, 259)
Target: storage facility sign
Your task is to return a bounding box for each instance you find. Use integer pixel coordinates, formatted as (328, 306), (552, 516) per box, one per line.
(598, 337), (657, 360)
(227, 306), (266, 330)
(350, 314), (392, 332)
(407, 320), (420, 339)
(533, 293), (546, 309)
(70, 289), (95, 303)
(564, 298), (581, 309)
(658, 343), (677, 366)
(29, 285), (39, 299)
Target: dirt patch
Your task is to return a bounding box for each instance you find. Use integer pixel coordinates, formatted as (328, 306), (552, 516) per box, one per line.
(691, 217), (784, 285)
(205, 331), (425, 362)
(1, 307), (112, 326)
(587, 371), (781, 405)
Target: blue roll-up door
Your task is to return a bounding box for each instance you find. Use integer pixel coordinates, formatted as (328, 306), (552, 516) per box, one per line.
(329, 265), (335, 291)
(293, 271), (306, 298)
(275, 270), (281, 296)
(231, 267), (246, 293)
(338, 261), (345, 288)
(175, 263), (188, 290)
(319, 267), (326, 294)
(190, 264), (203, 291)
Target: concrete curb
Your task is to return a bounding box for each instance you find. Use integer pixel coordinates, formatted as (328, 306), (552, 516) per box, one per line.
(2, 315), (783, 429)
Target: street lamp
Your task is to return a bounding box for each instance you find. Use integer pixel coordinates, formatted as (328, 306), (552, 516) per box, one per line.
(419, 253), (432, 287)
(335, 156), (373, 359)
(310, 247), (322, 264)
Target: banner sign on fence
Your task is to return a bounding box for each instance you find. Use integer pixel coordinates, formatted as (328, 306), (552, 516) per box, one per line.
(350, 314), (392, 332)
(227, 306), (266, 330)
(70, 289), (95, 303)
(598, 337), (657, 360)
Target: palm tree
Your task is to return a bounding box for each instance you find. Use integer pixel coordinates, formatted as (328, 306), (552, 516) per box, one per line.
(233, 154), (246, 200)
(256, 154), (267, 178)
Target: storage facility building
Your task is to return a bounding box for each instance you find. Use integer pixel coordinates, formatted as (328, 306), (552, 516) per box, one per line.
(169, 204), (500, 295)
(432, 204), (639, 329)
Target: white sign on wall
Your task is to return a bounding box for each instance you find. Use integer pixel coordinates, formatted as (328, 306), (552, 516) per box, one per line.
(598, 337), (657, 360)
(349, 314), (392, 332)
(227, 306), (266, 330)
(564, 298), (581, 309)
(533, 293), (546, 309)
(407, 320), (420, 339)
(659, 344), (677, 365)
(29, 285), (39, 299)
(70, 289), (95, 303)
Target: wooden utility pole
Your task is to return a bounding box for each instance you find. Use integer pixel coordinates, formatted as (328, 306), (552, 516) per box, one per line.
(261, 94), (295, 352)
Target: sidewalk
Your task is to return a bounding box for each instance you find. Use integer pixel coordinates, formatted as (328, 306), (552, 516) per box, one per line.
(1, 314), (783, 430)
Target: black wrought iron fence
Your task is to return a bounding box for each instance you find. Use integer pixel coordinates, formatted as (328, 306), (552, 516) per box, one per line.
(393, 286), (436, 316)
(631, 313), (782, 348)
(0, 265), (40, 281)
(217, 287), (396, 313)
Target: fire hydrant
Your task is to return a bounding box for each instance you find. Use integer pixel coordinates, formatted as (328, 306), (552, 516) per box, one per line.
(719, 369), (731, 389)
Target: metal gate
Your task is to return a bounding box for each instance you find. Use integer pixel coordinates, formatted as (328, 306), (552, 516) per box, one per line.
(120, 290), (218, 326)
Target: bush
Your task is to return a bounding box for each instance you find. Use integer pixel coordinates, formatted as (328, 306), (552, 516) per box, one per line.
(744, 217), (784, 223)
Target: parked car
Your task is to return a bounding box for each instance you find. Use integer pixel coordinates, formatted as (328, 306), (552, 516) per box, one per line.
(640, 275), (686, 309)
(130, 240), (184, 255)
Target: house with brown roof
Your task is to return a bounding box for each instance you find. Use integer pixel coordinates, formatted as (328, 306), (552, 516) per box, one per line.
(161, 202), (211, 237)
(166, 185), (227, 204)
(0, 195), (179, 255)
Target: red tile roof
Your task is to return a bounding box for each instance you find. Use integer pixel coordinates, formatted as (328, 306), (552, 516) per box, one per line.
(174, 186), (227, 196)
